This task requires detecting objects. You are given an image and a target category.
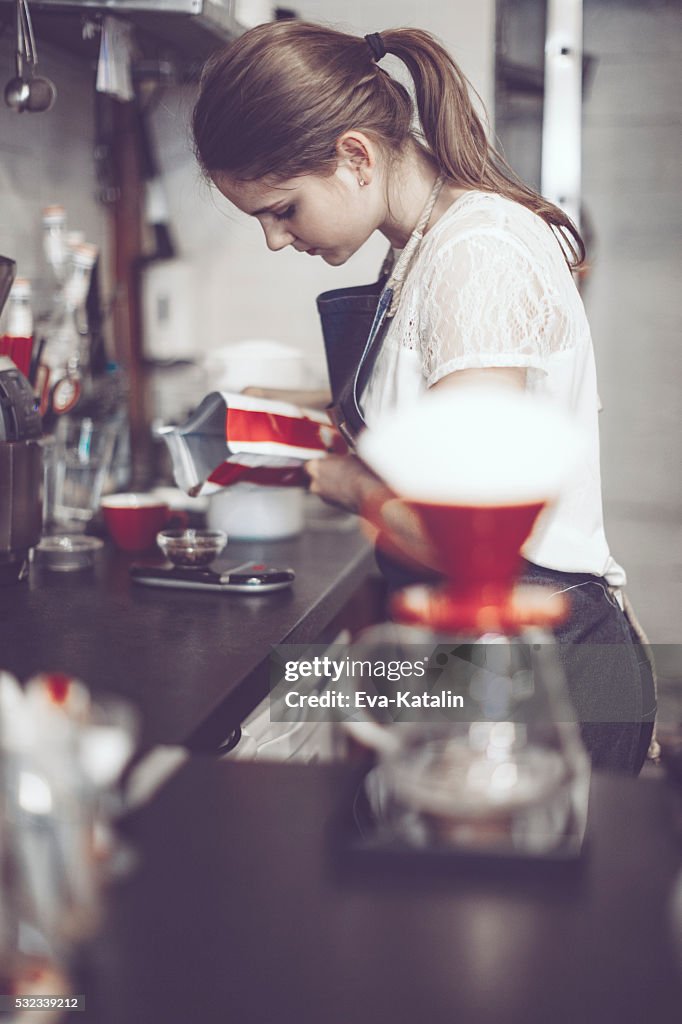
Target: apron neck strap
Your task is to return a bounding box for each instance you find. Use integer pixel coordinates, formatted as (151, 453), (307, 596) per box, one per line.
(386, 173), (445, 316)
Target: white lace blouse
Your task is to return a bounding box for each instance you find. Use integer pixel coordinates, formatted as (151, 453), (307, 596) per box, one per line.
(360, 191), (626, 586)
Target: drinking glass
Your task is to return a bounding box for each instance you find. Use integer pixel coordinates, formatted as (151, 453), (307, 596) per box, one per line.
(43, 416), (118, 532)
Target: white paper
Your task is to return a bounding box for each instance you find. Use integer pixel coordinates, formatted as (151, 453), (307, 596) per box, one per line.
(96, 16), (135, 102)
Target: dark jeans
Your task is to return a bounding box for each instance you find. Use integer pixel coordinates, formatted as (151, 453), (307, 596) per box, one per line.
(519, 561), (656, 775)
(376, 548), (656, 775)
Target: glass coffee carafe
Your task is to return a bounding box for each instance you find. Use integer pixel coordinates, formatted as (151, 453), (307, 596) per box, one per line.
(344, 385), (591, 856)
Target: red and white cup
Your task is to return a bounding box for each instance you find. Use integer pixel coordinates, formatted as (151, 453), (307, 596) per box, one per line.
(100, 493), (186, 553)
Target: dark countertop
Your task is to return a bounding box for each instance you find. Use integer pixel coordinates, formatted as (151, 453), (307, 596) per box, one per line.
(80, 761), (682, 1024)
(0, 526), (375, 750)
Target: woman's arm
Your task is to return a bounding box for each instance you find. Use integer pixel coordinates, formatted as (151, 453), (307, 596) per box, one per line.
(430, 366), (526, 393)
(304, 454), (381, 515)
(305, 367), (527, 570)
(304, 454), (438, 569)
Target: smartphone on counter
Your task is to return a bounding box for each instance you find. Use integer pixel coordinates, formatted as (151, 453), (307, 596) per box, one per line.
(130, 561), (295, 594)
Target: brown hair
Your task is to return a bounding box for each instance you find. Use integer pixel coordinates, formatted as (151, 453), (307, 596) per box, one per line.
(193, 22), (584, 268)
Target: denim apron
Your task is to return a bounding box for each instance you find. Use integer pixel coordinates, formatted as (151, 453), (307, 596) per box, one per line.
(316, 180), (656, 775)
(317, 175), (446, 447)
(520, 562), (656, 775)
(316, 271), (391, 445)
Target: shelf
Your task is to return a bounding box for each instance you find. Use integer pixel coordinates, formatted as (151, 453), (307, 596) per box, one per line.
(0, 0), (242, 79)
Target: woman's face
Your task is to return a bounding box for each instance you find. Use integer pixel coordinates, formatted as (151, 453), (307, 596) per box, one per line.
(213, 162), (383, 266)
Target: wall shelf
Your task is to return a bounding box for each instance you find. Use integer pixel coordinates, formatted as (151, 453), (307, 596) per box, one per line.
(0, 0), (241, 80)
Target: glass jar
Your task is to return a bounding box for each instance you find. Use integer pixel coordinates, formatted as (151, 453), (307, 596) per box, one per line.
(341, 620), (590, 855)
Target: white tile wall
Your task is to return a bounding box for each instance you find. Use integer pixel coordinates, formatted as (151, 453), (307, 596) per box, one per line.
(0, 34), (109, 323)
(582, 0), (682, 655)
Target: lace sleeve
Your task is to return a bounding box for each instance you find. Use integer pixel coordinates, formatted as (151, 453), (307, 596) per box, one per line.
(421, 230), (560, 386)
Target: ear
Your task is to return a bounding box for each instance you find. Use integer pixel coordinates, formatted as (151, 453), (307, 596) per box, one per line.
(335, 131), (376, 186)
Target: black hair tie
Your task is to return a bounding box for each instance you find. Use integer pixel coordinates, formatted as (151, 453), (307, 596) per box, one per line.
(364, 32), (387, 62)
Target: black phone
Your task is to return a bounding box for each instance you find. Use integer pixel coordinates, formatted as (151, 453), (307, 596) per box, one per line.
(130, 560), (295, 594)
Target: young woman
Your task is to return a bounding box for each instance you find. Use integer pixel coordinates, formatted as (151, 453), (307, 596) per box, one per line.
(192, 21), (655, 773)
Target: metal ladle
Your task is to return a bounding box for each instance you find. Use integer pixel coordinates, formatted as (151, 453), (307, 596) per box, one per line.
(21, 0), (57, 112)
(20, 0), (56, 112)
(3, 0), (31, 111)
(3, 67), (30, 112)
(3, 0), (56, 113)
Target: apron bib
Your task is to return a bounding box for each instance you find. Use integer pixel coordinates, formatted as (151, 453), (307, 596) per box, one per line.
(316, 275), (389, 444)
(316, 174), (445, 447)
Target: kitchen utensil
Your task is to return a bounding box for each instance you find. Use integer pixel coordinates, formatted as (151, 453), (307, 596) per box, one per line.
(3, 68), (30, 112)
(156, 528), (227, 567)
(3, 0), (30, 112)
(3, 0), (56, 114)
(26, 72), (56, 113)
(20, 0), (56, 111)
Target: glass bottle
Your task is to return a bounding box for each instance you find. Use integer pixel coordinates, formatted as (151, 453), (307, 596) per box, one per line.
(41, 243), (98, 417)
(1, 277), (34, 379)
(4, 277), (33, 338)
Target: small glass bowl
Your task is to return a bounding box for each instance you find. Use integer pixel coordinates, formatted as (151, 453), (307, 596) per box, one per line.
(34, 534), (104, 572)
(156, 528), (227, 568)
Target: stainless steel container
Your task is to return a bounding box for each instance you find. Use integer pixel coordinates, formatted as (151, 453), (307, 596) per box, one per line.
(0, 257), (43, 583)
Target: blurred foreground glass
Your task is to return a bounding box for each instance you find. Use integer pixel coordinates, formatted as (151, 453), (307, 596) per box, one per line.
(0, 672), (138, 1015)
(43, 416), (119, 532)
(342, 624), (590, 855)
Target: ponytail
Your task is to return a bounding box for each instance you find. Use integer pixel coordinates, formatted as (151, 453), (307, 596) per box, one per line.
(379, 28), (585, 269)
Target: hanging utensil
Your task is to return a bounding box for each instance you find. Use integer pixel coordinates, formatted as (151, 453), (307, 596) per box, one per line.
(3, 0), (30, 112)
(20, 0), (57, 113)
(3, 0), (56, 113)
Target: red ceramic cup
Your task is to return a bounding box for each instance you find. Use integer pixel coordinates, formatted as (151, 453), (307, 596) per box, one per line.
(101, 493), (183, 553)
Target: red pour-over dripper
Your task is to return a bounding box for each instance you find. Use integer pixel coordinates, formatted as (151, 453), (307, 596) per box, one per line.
(359, 489), (568, 632)
(388, 498), (568, 632)
(358, 386), (584, 633)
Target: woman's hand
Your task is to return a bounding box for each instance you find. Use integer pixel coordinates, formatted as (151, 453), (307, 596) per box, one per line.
(304, 455), (438, 571)
(304, 455), (382, 514)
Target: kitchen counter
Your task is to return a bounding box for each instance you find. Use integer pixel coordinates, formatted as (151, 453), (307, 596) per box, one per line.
(79, 761), (682, 1024)
(0, 525), (376, 751)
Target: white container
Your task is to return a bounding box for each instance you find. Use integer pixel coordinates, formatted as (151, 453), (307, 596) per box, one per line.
(200, 340), (308, 540)
(203, 339), (306, 394)
(206, 483), (304, 540)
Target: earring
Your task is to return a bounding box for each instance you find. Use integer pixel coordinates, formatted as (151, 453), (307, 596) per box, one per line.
(359, 178), (366, 187)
